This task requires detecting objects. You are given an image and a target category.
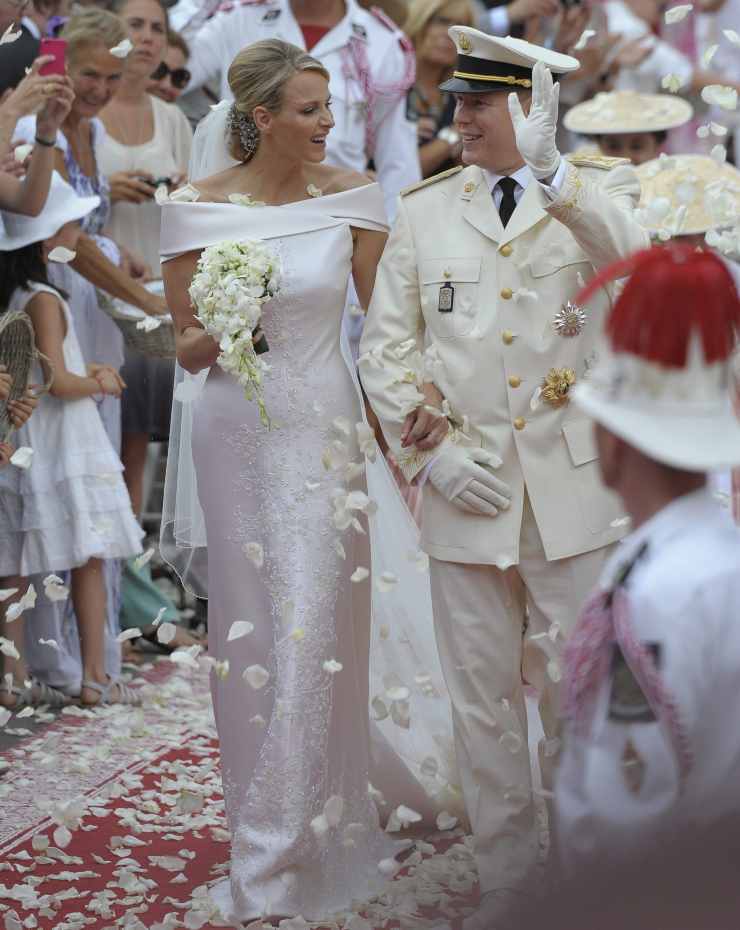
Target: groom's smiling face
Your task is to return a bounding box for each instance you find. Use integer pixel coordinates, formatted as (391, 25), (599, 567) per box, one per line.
(255, 71), (336, 164)
(454, 90), (532, 174)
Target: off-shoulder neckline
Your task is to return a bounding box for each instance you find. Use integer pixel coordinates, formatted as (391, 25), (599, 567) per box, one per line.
(183, 181), (381, 209)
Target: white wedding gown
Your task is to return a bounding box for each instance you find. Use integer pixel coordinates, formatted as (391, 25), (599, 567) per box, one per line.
(160, 184), (459, 922)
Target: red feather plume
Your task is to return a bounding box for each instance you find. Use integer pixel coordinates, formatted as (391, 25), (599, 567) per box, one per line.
(576, 245), (740, 368)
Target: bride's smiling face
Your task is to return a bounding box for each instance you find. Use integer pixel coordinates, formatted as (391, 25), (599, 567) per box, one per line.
(253, 70), (334, 163)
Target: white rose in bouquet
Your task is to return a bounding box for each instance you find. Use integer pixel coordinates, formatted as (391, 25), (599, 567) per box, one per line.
(188, 240), (281, 426)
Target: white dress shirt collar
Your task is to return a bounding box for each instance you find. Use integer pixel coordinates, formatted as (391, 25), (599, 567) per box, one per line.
(21, 15), (41, 38)
(483, 164), (533, 204)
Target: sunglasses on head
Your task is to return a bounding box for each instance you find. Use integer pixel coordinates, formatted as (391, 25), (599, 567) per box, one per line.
(150, 61), (191, 89)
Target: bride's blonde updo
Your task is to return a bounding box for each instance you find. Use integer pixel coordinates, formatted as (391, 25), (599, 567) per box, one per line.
(226, 39), (330, 162)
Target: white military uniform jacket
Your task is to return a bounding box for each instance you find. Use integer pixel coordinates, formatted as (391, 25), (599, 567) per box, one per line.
(556, 488), (740, 870)
(186, 0), (420, 218)
(360, 155), (649, 567)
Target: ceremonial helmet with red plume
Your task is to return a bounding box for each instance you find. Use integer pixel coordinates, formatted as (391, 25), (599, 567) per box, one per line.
(572, 244), (740, 470)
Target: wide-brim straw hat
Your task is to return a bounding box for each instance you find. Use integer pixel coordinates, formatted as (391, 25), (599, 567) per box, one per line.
(564, 90), (693, 136)
(635, 154), (740, 237)
(0, 172), (99, 251)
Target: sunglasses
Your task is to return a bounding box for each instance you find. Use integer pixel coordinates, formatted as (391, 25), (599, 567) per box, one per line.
(150, 61), (191, 89)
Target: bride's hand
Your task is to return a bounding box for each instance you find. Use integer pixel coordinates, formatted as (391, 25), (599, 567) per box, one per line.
(177, 324), (220, 374)
(401, 383), (449, 451)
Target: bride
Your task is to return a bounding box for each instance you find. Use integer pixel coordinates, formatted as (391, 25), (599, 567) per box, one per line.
(160, 39), (450, 925)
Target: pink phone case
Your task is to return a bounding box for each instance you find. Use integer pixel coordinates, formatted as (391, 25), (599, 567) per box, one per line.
(38, 38), (67, 76)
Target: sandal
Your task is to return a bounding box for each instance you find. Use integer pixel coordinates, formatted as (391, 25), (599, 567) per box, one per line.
(0, 677), (70, 710)
(80, 677), (142, 707)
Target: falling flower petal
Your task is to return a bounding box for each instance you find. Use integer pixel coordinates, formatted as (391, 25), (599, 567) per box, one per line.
(610, 516), (631, 527)
(701, 43), (718, 67)
(157, 622), (176, 644)
(0, 709), (11, 727)
(710, 143), (727, 164)
(0, 638), (20, 659)
(310, 813), (329, 838)
(351, 566), (369, 582)
(38, 637), (59, 652)
(43, 574), (69, 602)
(242, 542), (264, 569)
(0, 24), (21, 44)
(5, 584), (36, 623)
(0, 588), (18, 602)
(16, 706), (34, 719)
(10, 446), (33, 469)
(116, 627), (141, 643)
(243, 664), (269, 689)
(664, 3), (692, 24)
(436, 811), (458, 831)
(701, 84), (738, 110)
(573, 28), (595, 50)
(390, 699), (410, 729)
(376, 571), (398, 593)
(306, 184), (323, 198)
(661, 73), (684, 93)
(710, 122), (728, 136)
(407, 549), (429, 572)
(168, 183), (200, 203)
(48, 246), (76, 263)
(323, 659), (343, 674)
(723, 28), (740, 45)
(547, 659), (562, 683)
(13, 143), (32, 163)
(154, 183), (170, 205)
(109, 38), (133, 57)
(228, 620), (254, 641)
(136, 315), (162, 333)
(394, 804), (422, 827)
(53, 826), (72, 848)
(697, 124), (710, 139)
(134, 548), (155, 570)
(378, 857), (401, 878)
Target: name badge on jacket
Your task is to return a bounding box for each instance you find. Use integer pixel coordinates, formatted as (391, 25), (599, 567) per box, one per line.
(438, 282), (454, 313)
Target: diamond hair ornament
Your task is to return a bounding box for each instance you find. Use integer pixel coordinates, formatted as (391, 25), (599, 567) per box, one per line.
(227, 105), (260, 161)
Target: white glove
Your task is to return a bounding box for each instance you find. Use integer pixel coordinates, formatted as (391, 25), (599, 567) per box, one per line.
(507, 60), (561, 181)
(428, 443), (512, 517)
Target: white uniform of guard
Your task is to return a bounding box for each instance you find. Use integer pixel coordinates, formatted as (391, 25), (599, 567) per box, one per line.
(185, 0), (420, 219)
(556, 488), (740, 870)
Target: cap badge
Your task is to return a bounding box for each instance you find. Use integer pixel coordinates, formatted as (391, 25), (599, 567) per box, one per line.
(541, 367), (576, 407)
(553, 301), (587, 337)
(463, 181), (475, 193)
(458, 34), (472, 52)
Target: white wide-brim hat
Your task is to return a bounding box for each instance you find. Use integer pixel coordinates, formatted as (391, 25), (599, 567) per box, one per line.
(564, 90), (693, 136)
(440, 27), (579, 94)
(573, 341), (740, 470)
(0, 171), (99, 251)
(636, 154), (740, 236)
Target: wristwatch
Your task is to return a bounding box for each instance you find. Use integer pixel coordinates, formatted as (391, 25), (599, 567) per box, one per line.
(437, 127), (461, 147)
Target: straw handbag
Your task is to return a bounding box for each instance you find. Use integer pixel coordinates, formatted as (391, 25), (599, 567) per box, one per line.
(95, 280), (176, 359)
(0, 309), (53, 444)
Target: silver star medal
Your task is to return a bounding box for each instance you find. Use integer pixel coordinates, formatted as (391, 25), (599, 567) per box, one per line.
(553, 301), (587, 338)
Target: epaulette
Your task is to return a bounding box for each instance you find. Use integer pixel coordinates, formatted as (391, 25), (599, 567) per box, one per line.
(401, 165), (463, 196)
(566, 153), (631, 170)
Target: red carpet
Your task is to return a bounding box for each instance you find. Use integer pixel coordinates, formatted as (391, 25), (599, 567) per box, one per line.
(0, 664), (478, 929)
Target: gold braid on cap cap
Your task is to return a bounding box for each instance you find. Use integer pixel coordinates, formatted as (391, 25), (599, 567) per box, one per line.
(452, 70), (532, 87)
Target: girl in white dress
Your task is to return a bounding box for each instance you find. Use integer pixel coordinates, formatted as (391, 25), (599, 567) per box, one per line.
(161, 39), (402, 925)
(0, 173), (144, 710)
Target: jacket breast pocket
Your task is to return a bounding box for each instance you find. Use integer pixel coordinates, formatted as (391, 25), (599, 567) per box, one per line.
(420, 257), (482, 338)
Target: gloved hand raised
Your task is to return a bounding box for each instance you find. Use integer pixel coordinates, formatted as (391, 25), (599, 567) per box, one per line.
(507, 60), (561, 181)
(428, 443), (512, 517)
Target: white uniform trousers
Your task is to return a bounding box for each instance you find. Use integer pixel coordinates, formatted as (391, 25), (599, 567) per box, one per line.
(429, 492), (611, 892)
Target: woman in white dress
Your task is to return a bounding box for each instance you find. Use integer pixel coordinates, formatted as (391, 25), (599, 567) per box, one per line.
(161, 40), (400, 924)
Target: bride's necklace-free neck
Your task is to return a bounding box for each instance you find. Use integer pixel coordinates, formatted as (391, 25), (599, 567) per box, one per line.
(234, 153), (323, 205)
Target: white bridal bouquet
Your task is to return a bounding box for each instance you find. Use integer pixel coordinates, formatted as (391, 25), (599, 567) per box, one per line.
(188, 239), (281, 426)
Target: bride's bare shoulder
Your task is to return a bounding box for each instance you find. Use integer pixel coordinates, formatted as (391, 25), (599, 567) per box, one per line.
(314, 166), (375, 195)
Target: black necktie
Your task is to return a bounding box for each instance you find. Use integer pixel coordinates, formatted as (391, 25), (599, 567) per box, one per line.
(497, 177), (518, 227)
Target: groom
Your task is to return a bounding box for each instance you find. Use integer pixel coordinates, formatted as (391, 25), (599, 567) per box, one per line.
(360, 28), (648, 929)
